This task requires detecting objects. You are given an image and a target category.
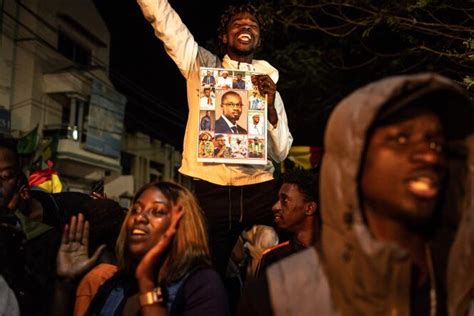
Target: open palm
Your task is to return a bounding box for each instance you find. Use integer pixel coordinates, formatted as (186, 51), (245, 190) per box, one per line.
(56, 213), (104, 279)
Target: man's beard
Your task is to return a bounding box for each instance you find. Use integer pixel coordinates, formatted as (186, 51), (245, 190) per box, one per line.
(227, 45), (255, 57)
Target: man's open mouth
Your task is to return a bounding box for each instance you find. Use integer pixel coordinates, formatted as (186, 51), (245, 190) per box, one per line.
(237, 33), (252, 43)
(407, 176), (439, 199)
(273, 214), (282, 222)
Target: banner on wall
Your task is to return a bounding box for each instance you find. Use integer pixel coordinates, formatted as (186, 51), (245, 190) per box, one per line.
(84, 80), (126, 158)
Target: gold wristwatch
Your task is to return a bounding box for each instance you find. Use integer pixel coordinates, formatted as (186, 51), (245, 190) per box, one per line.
(139, 287), (164, 307)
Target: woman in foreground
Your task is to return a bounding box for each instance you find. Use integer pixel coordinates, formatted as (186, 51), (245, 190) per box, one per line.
(58, 181), (229, 315)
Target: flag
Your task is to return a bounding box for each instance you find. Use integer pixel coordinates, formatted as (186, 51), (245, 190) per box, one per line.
(39, 135), (59, 162)
(286, 146), (323, 170)
(17, 126), (39, 155)
(28, 160), (62, 193)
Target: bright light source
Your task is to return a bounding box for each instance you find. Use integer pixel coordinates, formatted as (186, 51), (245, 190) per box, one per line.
(72, 129), (79, 140)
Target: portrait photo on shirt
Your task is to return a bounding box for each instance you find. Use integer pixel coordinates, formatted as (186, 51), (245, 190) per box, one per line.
(232, 71), (248, 90)
(229, 135), (248, 159)
(247, 112), (265, 136)
(248, 89), (266, 110)
(212, 134), (232, 159)
(215, 88), (248, 134)
(248, 136), (265, 158)
(199, 110), (215, 132)
(199, 86), (216, 110)
(216, 69), (234, 90)
(200, 69), (217, 89)
(198, 131), (215, 158)
(198, 67), (267, 165)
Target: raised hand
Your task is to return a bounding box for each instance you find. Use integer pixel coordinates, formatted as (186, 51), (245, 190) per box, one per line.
(136, 205), (184, 291)
(56, 213), (105, 279)
(253, 74), (278, 125)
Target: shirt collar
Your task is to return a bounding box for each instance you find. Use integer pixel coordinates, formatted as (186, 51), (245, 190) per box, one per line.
(222, 54), (279, 83)
(222, 115), (237, 130)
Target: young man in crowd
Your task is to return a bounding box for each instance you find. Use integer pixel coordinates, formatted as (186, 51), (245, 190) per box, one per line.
(0, 137), (60, 316)
(255, 168), (318, 278)
(239, 73), (474, 315)
(136, 0), (292, 276)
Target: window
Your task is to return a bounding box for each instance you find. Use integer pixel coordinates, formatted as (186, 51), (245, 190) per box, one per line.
(149, 161), (164, 182)
(58, 31), (91, 67)
(121, 152), (133, 175)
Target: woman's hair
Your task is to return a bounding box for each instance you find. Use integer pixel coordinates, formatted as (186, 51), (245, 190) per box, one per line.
(115, 181), (211, 283)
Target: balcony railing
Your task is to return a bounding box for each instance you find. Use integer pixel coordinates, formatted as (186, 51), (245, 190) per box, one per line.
(43, 124), (82, 141)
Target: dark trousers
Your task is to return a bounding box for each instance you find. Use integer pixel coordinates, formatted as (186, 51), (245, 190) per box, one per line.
(193, 179), (277, 277)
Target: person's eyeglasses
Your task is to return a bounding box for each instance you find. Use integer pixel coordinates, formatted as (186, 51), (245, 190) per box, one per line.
(222, 102), (243, 108)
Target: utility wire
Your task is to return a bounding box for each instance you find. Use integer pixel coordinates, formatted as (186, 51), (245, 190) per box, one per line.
(2, 2), (186, 133)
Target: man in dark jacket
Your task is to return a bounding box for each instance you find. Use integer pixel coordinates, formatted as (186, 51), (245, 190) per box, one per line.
(0, 137), (60, 316)
(255, 168), (318, 278)
(238, 73), (474, 315)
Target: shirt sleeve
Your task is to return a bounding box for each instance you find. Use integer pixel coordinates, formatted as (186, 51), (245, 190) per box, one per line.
(267, 91), (293, 162)
(74, 264), (118, 316)
(136, 0), (199, 78)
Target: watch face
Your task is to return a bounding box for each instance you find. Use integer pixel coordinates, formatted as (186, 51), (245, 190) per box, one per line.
(139, 287), (164, 306)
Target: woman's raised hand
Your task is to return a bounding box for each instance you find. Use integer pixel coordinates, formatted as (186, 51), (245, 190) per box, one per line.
(136, 205), (184, 290)
(56, 213), (105, 279)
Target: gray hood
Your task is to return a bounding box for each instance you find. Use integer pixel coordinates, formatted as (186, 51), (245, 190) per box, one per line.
(320, 73), (474, 315)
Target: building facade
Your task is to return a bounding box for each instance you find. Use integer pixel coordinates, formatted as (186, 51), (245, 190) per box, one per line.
(0, 0), (182, 202)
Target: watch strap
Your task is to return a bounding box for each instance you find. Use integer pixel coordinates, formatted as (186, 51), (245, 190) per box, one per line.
(139, 287), (164, 306)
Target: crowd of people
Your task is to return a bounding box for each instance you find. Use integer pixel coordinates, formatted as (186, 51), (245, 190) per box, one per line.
(0, 0), (473, 315)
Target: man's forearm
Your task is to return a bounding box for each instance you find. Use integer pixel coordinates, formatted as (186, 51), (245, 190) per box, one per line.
(137, 0), (198, 77)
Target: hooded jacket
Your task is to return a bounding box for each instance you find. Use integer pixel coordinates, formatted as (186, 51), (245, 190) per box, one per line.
(267, 73), (474, 315)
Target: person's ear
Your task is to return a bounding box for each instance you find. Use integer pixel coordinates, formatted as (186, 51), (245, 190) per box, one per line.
(19, 185), (30, 201)
(222, 34), (228, 45)
(305, 201), (317, 216)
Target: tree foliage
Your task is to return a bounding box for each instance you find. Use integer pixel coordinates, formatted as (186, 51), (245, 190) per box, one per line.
(253, 0), (474, 145)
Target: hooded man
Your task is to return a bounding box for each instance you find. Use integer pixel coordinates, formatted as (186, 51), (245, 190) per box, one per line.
(238, 73), (474, 316)
(137, 1), (292, 277)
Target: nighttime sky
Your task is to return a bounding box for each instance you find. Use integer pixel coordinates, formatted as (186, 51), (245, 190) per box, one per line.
(91, 1), (474, 150)
(93, 1), (235, 148)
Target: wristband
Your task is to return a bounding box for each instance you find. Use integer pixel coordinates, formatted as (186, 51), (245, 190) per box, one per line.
(139, 286), (164, 307)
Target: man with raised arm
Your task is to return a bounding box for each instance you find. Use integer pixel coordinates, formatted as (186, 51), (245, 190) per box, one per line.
(136, 1), (292, 277)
